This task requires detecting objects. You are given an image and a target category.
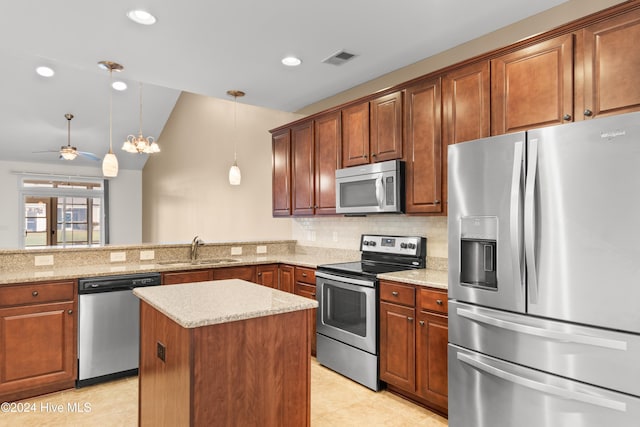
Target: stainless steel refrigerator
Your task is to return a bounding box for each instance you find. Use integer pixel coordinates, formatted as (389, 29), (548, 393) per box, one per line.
(447, 111), (640, 427)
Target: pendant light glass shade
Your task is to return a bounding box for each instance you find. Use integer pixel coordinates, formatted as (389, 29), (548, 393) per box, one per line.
(98, 61), (122, 178)
(229, 161), (241, 185)
(227, 90), (244, 186)
(102, 151), (119, 177)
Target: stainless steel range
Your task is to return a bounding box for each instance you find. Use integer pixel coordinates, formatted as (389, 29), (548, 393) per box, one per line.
(316, 234), (426, 390)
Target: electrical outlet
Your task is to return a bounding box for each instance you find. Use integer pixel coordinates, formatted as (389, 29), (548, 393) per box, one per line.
(110, 251), (126, 262)
(157, 342), (166, 362)
(256, 245), (267, 254)
(34, 255), (54, 266)
(140, 250), (155, 261)
(231, 247), (242, 256)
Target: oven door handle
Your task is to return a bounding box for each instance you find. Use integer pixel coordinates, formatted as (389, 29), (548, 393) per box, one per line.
(315, 271), (376, 288)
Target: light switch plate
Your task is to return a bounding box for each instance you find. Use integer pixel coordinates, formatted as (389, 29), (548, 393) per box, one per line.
(231, 247), (242, 256)
(35, 255), (54, 266)
(256, 245), (267, 254)
(110, 251), (126, 262)
(140, 250), (155, 261)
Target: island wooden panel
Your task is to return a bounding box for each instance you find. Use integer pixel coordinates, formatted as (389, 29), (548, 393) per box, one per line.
(139, 301), (311, 426)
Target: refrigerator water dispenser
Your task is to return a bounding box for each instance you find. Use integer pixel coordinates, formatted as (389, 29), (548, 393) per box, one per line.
(459, 217), (497, 290)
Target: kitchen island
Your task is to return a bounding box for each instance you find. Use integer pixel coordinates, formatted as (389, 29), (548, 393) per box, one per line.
(133, 279), (318, 426)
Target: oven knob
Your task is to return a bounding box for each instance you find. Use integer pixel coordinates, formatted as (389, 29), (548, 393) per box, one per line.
(369, 241), (376, 246)
(408, 243), (416, 249)
(363, 240), (369, 246)
(400, 243), (407, 249)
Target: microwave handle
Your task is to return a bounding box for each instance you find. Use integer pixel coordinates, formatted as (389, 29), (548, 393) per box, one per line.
(375, 176), (385, 208)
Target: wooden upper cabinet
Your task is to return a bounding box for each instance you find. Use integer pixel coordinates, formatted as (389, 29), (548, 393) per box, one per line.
(491, 33), (574, 135)
(370, 91), (403, 162)
(580, 8), (640, 120)
(403, 77), (443, 215)
(291, 121), (314, 216)
(314, 111), (341, 215)
(443, 61), (490, 146)
(342, 101), (370, 167)
(272, 129), (291, 216)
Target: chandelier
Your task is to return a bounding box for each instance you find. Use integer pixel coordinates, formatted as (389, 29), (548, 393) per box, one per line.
(123, 82), (160, 154)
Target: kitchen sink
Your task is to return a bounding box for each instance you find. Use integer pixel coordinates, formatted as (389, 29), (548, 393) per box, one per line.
(157, 258), (240, 266)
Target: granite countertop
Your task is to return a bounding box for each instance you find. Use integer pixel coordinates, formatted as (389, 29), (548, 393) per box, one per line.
(134, 279), (318, 328)
(378, 268), (448, 290)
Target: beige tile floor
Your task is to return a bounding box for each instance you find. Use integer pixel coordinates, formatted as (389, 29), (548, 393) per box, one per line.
(0, 359), (448, 426)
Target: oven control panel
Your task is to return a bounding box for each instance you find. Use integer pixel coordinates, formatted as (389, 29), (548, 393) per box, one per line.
(360, 235), (425, 256)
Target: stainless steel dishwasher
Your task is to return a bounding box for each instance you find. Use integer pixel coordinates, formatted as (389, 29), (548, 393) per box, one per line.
(77, 272), (161, 387)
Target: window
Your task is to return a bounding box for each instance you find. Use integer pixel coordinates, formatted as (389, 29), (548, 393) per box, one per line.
(20, 177), (107, 248)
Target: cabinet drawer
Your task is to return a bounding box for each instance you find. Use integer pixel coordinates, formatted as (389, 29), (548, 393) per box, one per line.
(294, 267), (315, 284)
(162, 269), (213, 285)
(0, 281), (75, 307)
(419, 288), (448, 314)
(380, 281), (415, 306)
(294, 282), (317, 299)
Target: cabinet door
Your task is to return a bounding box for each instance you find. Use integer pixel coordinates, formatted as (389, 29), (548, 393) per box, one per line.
(379, 301), (416, 392)
(342, 102), (370, 167)
(256, 264), (279, 288)
(0, 302), (76, 399)
(314, 111), (341, 215)
(370, 91), (403, 162)
(581, 8), (640, 119)
(279, 264), (295, 293)
(416, 311), (448, 412)
(212, 266), (256, 282)
(291, 121), (315, 216)
(162, 269), (213, 285)
(272, 129), (291, 216)
(492, 33), (574, 134)
(404, 77), (443, 214)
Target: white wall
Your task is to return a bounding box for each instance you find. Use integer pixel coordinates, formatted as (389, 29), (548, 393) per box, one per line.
(142, 92), (302, 244)
(0, 160), (141, 248)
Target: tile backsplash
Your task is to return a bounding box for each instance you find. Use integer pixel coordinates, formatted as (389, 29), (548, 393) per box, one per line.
(292, 216), (448, 258)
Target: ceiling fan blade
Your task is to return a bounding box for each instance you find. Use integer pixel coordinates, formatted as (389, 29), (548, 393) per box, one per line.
(32, 149), (61, 154)
(77, 151), (102, 161)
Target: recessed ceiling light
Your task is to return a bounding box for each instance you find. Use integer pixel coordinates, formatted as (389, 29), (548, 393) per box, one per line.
(282, 56), (302, 67)
(112, 81), (127, 91)
(126, 9), (157, 25)
(36, 66), (55, 77)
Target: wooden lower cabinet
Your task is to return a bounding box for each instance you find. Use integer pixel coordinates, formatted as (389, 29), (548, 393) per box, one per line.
(0, 280), (77, 402)
(212, 265), (256, 282)
(162, 269), (213, 285)
(256, 264), (279, 288)
(278, 264), (295, 293)
(293, 266), (317, 356)
(379, 280), (448, 416)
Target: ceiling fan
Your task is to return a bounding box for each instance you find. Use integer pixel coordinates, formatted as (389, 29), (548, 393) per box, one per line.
(34, 113), (101, 161)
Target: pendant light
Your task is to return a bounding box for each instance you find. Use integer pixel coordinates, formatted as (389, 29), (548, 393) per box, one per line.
(227, 90), (244, 186)
(98, 61), (123, 177)
(122, 82), (160, 154)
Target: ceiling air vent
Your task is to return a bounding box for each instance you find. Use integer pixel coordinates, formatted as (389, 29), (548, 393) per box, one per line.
(322, 50), (357, 66)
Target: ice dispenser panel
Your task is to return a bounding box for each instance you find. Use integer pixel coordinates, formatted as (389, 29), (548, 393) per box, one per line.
(460, 217), (498, 290)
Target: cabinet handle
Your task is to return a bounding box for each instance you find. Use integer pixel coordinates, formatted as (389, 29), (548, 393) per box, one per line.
(371, 153), (377, 157)
(311, 293), (316, 297)
(436, 299), (443, 305)
(434, 200), (441, 205)
(392, 291), (399, 296)
(419, 320), (425, 326)
(257, 272), (262, 276)
(68, 309), (73, 315)
(302, 273), (307, 277)
(584, 109), (593, 117)
(407, 317), (414, 322)
(364, 154), (368, 159)
(32, 291), (39, 297)
(563, 114), (572, 121)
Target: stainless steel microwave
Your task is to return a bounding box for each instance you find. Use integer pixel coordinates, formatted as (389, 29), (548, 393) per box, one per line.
(335, 160), (404, 214)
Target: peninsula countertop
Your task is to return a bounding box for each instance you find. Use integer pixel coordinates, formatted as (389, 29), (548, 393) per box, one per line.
(133, 279), (318, 328)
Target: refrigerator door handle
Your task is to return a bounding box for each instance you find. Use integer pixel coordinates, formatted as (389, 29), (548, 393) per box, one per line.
(457, 352), (627, 412)
(457, 308), (628, 351)
(510, 140), (524, 288)
(525, 138), (539, 303)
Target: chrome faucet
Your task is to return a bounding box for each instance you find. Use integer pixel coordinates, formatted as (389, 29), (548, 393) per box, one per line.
(190, 236), (204, 261)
